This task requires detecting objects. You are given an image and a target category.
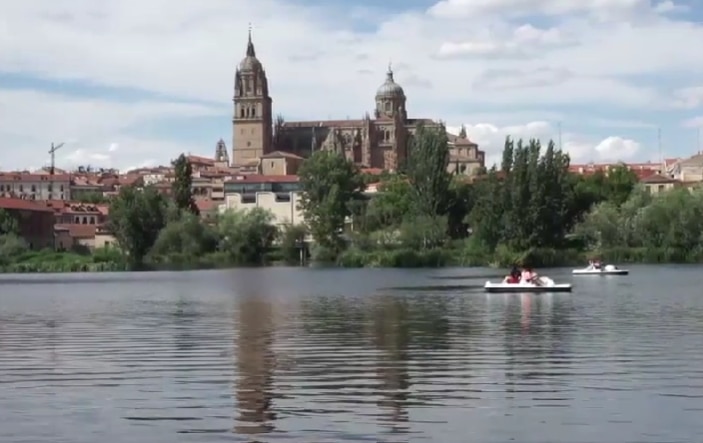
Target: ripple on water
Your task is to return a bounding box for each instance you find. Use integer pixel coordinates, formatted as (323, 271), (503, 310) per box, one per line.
(1, 267), (703, 442)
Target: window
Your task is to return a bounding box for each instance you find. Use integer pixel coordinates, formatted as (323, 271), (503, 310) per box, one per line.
(19, 185), (23, 192)
(60, 185), (64, 191)
(658, 184), (665, 192)
(31, 185), (36, 192)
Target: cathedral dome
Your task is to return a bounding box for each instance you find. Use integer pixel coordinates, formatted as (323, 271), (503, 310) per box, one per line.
(239, 55), (261, 71)
(375, 67), (405, 99)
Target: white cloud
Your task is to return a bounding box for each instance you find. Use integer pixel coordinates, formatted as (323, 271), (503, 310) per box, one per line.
(429, 0), (655, 20)
(0, 0), (702, 167)
(671, 86), (703, 109)
(438, 24), (565, 57)
(682, 116), (703, 128)
(448, 121), (642, 167)
(0, 88), (220, 169)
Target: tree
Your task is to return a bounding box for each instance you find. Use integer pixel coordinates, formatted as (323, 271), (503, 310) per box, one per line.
(468, 137), (575, 251)
(405, 124), (452, 217)
(218, 208), (278, 264)
(172, 154), (198, 215)
(74, 192), (109, 204)
(109, 186), (168, 266)
(150, 212), (218, 260)
(0, 208), (18, 235)
(297, 150), (365, 251)
(364, 175), (412, 231)
(279, 224), (308, 263)
(445, 179), (474, 238)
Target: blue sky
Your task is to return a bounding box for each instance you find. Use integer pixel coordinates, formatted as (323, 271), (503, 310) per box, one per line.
(1, 0), (703, 170)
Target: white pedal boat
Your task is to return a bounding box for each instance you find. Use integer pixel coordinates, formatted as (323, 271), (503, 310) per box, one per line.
(572, 264), (628, 275)
(484, 277), (572, 293)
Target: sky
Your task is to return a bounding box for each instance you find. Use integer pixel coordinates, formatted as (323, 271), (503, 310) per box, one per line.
(2, 0), (703, 171)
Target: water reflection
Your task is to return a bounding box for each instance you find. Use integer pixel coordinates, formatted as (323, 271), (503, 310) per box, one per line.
(1, 267), (703, 442)
(370, 297), (410, 436)
(234, 295), (276, 438)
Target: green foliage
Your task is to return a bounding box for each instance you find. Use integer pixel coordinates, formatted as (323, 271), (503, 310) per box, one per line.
(364, 176), (412, 231)
(0, 209), (18, 235)
(109, 185), (168, 265)
(575, 187), (703, 261)
(217, 207), (278, 264)
(150, 212), (218, 261)
(74, 192), (110, 204)
(172, 153), (199, 215)
(470, 138), (575, 250)
(398, 215), (447, 250)
(0, 234), (28, 265)
(405, 124), (452, 217)
(279, 224), (308, 263)
(297, 150), (365, 251)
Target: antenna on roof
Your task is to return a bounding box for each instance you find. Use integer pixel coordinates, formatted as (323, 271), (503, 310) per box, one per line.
(657, 127), (662, 164)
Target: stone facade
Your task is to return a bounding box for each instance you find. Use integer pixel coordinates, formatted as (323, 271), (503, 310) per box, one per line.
(231, 33), (485, 173)
(232, 30), (273, 165)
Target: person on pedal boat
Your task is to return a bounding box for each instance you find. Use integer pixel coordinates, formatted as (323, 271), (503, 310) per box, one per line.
(521, 267), (538, 283)
(503, 265), (521, 283)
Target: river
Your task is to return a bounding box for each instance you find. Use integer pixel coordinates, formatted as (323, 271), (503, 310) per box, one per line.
(1, 265), (702, 442)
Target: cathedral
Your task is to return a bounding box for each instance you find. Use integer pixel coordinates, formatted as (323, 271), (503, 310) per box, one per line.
(230, 30), (485, 174)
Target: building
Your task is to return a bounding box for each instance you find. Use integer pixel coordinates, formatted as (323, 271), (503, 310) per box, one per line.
(54, 224), (116, 251)
(230, 31), (485, 174)
(640, 174), (681, 194)
(220, 175), (303, 226)
(0, 197), (55, 249)
(0, 173), (71, 200)
(666, 153), (703, 182)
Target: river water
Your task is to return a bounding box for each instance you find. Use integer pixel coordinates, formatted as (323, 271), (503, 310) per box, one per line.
(1, 265), (702, 442)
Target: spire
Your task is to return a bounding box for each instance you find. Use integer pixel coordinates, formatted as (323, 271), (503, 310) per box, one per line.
(246, 23), (255, 57)
(386, 61), (393, 81)
(459, 125), (467, 138)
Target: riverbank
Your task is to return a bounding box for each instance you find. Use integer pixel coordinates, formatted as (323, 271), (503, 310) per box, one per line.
(3, 245), (702, 273)
(335, 245), (703, 268)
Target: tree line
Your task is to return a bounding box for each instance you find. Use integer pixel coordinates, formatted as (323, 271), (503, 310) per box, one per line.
(291, 124), (700, 266)
(31, 129), (698, 270)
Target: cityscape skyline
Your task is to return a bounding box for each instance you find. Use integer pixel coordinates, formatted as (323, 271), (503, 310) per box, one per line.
(1, 0), (703, 171)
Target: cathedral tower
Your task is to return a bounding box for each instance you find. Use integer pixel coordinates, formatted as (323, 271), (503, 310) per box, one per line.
(232, 29), (273, 165)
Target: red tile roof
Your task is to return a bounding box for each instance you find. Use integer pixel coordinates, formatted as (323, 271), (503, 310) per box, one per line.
(0, 173), (71, 182)
(186, 155), (215, 165)
(640, 174), (678, 184)
(0, 197), (55, 212)
(195, 199), (220, 212)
